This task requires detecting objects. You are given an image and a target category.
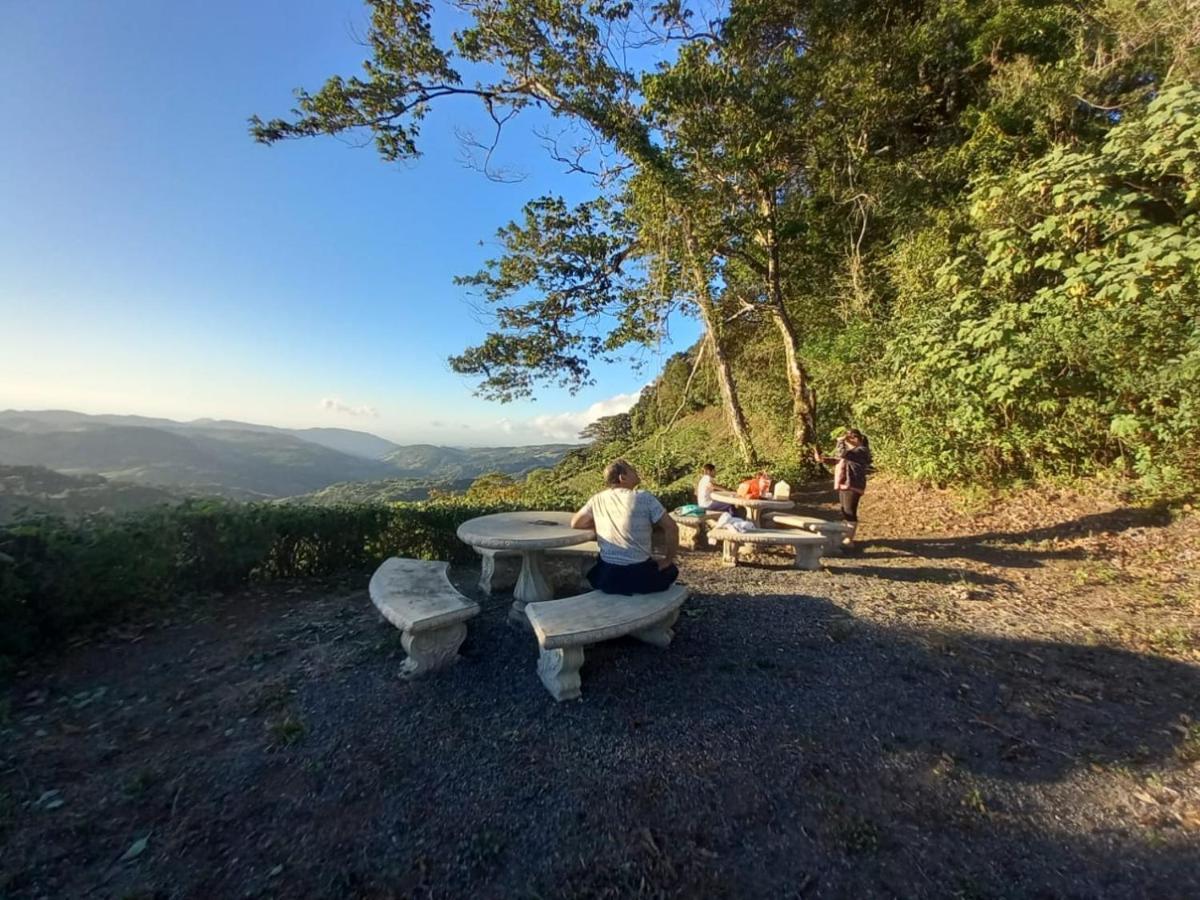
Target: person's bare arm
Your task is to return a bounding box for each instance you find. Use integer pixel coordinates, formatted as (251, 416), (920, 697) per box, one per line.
(654, 514), (679, 568)
(571, 508), (595, 530)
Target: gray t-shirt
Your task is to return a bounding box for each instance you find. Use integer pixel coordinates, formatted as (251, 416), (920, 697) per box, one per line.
(580, 488), (666, 565)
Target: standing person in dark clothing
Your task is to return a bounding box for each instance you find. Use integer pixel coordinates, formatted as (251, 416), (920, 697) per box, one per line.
(813, 429), (872, 548)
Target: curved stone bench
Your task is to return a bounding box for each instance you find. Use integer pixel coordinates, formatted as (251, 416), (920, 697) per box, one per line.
(524, 584), (690, 701)
(369, 557), (480, 677)
(762, 513), (853, 554)
(670, 510), (724, 551)
(708, 527), (826, 570)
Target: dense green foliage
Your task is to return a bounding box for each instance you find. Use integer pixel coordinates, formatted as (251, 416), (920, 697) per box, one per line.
(254, 0), (1199, 498)
(0, 497), (547, 662)
(863, 85), (1200, 488)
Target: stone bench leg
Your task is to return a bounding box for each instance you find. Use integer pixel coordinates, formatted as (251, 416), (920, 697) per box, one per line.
(792, 544), (823, 571)
(537, 646), (585, 701)
(678, 522), (706, 551)
(401, 623), (468, 678)
(806, 528), (844, 556)
(631, 609), (679, 648)
(511, 550), (553, 628)
(476, 548), (519, 596)
(720, 540), (740, 567)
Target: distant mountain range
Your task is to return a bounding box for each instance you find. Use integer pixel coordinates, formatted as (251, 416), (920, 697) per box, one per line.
(0, 410), (575, 511)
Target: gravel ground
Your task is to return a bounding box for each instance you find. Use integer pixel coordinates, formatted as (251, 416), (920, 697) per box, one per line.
(1, 483), (1197, 898)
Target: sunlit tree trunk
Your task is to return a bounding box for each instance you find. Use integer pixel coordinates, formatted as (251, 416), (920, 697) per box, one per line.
(759, 190), (818, 447)
(683, 218), (758, 466)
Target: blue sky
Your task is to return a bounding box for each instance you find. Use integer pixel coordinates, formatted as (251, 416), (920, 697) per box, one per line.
(0, 1), (700, 445)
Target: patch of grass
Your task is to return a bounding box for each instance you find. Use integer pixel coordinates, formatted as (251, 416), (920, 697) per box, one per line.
(250, 679), (293, 713)
(1147, 627), (1195, 655)
(1145, 828), (1170, 847)
(123, 768), (159, 798)
(1175, 724), (1200, 765)
(962, 787), (988, 815)
(835, 815), (880, 855)
(924, 751), (958, 780)
(266, 712), (306, 748)
(1088, 757), (1137, 779)
(1072, 562), (1123, 587)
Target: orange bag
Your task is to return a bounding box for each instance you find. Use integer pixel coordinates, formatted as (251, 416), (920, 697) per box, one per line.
(737, 479), (761, 499)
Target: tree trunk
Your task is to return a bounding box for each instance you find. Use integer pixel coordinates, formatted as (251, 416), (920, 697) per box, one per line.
(759, 190), (818, 447)
(682, 218), (758, 466)
(701, 316), (757, 466)
(767, 304), (818, 447)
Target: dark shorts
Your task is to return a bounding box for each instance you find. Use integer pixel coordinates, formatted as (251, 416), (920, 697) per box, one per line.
(587, 558), (679, 595)
(839, 490), (862, 523)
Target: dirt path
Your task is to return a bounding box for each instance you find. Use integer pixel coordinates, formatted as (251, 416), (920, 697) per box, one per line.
(1, 481), (1197, 898)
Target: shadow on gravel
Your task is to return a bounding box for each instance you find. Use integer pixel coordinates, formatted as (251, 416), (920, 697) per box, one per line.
(868, 504), (1171, 568)
(1, 580), (1197, 899)
(794, 483), (1173, 572)
(823, 561), (1014, 586)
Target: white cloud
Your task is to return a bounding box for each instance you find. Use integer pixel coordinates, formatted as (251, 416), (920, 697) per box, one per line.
(499, 390), (642, 443)
(320, 397), (379, 418)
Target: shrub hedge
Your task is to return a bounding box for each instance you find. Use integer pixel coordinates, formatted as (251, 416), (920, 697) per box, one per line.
(0, 497), (551, 662)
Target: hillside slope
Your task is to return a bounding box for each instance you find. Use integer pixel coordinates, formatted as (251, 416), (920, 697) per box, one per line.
(0, 464), (178, 522)
(383, 443), (577, 480)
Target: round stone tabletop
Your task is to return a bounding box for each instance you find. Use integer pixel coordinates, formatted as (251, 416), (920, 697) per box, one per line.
(710, 491), (795, 511)
(456, 511), (595, 551)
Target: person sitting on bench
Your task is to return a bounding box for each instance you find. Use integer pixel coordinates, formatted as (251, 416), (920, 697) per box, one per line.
(570, 459), (680, 595)
(696, 462), (736, 512)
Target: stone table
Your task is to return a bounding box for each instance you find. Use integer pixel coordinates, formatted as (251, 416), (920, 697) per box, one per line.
(456, 511), (595, 626)
(709, 490), (795, 526)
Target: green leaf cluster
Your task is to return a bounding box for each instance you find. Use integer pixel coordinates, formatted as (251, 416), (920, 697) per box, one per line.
(860, 84), (1200, 493)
